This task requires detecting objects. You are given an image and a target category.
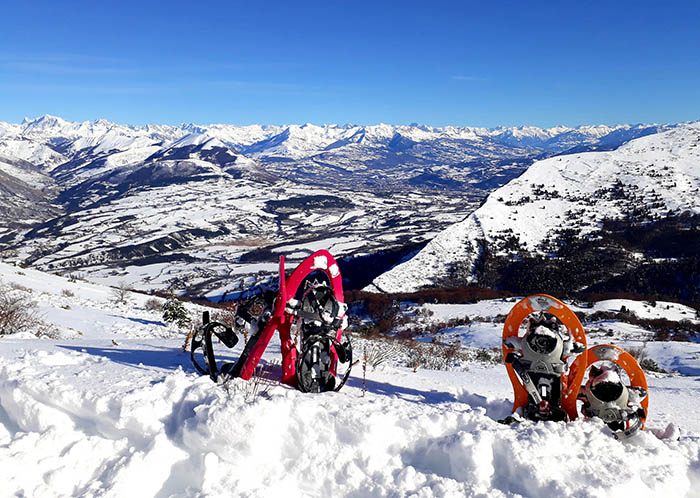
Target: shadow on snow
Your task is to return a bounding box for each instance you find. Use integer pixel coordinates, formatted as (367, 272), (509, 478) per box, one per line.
(345, 376), (458, 405)
(58, 343), (237, 374)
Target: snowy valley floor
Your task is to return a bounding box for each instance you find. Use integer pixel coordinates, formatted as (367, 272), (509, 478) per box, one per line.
(1, 263), (700, 498)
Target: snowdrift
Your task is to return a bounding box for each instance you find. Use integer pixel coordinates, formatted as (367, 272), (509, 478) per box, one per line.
(1, 263), (699, 497)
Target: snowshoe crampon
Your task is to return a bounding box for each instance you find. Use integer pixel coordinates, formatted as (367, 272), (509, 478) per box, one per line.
(190, 249), (352, 393)
(290, 283), (352, 393)
(296, 335), (352, 393)
(573, 344), (649, 439)
(501, 294), (588, 422)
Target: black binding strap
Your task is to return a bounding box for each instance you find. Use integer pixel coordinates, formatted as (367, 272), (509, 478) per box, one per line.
(190, 311), (239, 382)
(296, 336), (352, 393)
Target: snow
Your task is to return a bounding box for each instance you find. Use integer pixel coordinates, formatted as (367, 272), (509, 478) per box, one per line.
(372, 123), (700, 293)
(170, 133), (228, 149)
(0, 138), (67, 172)
(1, 114), (700, 495)
(0, 263), (699, 497)
(590, 367), (622, 387)
(588, 299), (699, 323)
(0, 155), (54, 188)
(0, 115), (673, 168)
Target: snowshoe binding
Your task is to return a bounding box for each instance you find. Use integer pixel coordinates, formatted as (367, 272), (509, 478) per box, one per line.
(501, 294), (587, 422)
(575, 344), (649, 439)
(190, 310), (239, 382)
(190, 250), (352, 392)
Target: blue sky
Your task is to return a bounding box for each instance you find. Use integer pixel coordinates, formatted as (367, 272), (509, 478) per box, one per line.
(1, 1), (698, 127)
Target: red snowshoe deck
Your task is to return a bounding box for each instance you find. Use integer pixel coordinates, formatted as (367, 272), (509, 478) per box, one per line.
(237, 249), (345, 386)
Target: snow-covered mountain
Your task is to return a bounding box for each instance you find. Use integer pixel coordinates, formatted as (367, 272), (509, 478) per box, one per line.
(0, 115), (678, 296)
(0, 115), (670, 175)
(370, 123), (700, 294)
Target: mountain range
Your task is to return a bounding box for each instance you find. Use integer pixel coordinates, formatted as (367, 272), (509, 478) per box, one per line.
(0, 115), (680, 297)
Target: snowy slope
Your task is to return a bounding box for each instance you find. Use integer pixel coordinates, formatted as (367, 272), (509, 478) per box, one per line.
(0, 154), (55, 189)
(1, 263), (699, 497)
(0, 155), (61, 236)
(371, 123), (700, 293)
(0, 137), (67, 171)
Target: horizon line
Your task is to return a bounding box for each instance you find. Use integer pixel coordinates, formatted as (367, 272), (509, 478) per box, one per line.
(3, 113), (693, 132)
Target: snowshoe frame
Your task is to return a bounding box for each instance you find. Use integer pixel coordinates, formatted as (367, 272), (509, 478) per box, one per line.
(573, 344), (649, 438)
(190, 249), (351, 390)
(502, 294), (588, 421)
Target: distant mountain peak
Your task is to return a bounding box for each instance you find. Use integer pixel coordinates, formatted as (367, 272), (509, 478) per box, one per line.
(23, 114), (69, 129)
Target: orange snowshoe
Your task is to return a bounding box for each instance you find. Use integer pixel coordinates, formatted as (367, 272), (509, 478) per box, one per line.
(501, 294), (588, 422)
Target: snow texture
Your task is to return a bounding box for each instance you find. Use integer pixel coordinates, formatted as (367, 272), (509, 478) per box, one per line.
(1, 263), (699, 497)
(590, 367), (623, 387)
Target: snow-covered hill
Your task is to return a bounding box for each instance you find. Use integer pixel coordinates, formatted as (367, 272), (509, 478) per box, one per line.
(1, 262), (699, 497)
(370, 123), (700, 293)
(0, 154), (61, 233)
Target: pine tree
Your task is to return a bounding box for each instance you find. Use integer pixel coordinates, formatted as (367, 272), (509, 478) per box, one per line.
(162, 293), (191, 330)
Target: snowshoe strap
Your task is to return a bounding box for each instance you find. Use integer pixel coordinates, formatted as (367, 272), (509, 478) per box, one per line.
(190, 328), (209, 376)
(333, 338), (353, 392)
(296, 336), (334, 393)
(296, 336), (352, 393)
(614, 413), (645, 440)
(202, 323), (219, 382)
(190, 312), (239, 383)
(506, 353), (544, 406)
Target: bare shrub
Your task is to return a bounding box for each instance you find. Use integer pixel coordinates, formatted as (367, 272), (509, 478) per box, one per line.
(144, 297), (163, 312)
(223, 360), (280, 403)
(626, 344), (648, 363)
(627, 344), (668, 373)
(111, 281), (131, 304)
(422, 315), (474, 336)
(35, 321), (61, 339)
(406, 349), (422, 372)
(189, 311), (203, 331)
(405, 344), (427, 372)
(181, 329), (194, 351)
(212, 302), (238, 329)
(638, 357), (668, 373)
(61, 289), (75, 297)
(10, 282), (31, 293)
(363, 339), (403, 368)
(469, 314), (507, 324)
(473, 347), (502, 365)
(415, 307), (434, 317)
(0, 284), (40, 336)
(354, 335), (470, 373)
(417, 340), (467, 371)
